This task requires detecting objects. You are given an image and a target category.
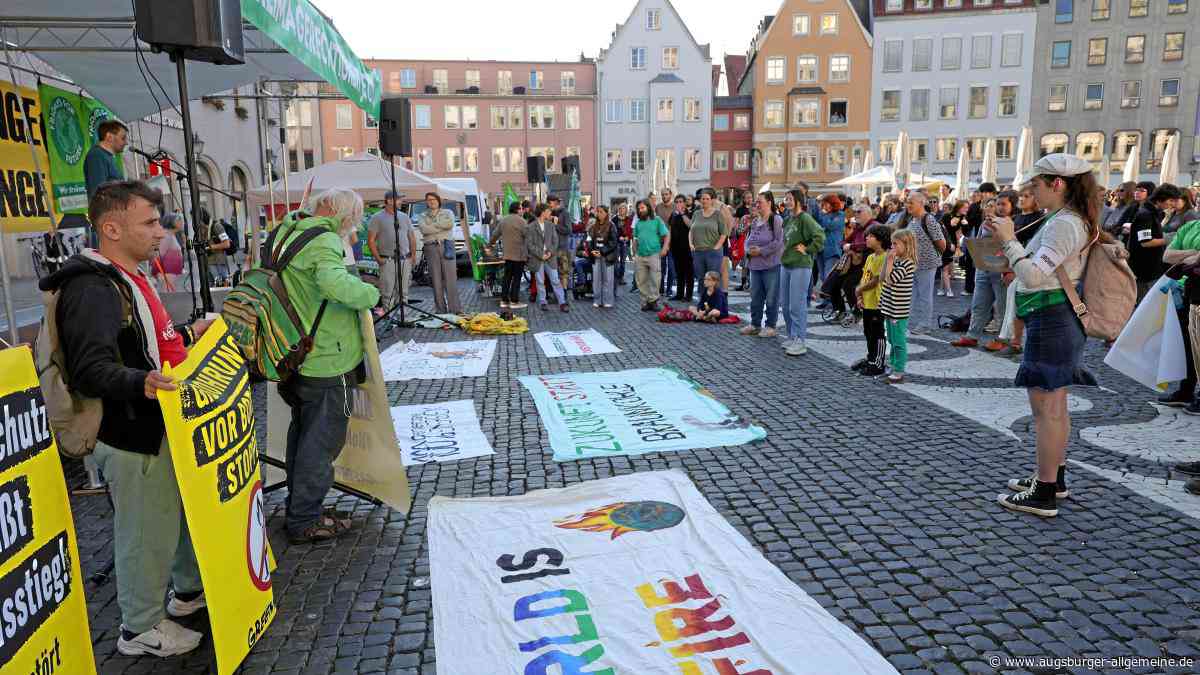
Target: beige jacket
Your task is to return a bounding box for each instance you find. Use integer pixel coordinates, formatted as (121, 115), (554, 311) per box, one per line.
(418, 208), (455, 243)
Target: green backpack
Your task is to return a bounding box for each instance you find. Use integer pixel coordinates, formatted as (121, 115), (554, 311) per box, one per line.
(222, 224), (330, 382)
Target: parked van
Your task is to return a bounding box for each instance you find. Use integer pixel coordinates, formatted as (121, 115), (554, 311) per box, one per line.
(407, 177), (487, 264)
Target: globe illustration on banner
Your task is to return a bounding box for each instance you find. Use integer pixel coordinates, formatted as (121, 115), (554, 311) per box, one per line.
(88, 106), (112, 145)
(47, 96), (85, 165)
(555, 501), (686, 540)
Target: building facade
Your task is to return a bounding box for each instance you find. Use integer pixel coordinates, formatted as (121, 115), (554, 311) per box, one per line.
(1030, 0), (1198, 185)
(596, 0), (714, 205)
(740, 0), (875, 191)
(711, 95), (754, 201)
(318, 59), (597, 205)
(868, 0), (1037, 184)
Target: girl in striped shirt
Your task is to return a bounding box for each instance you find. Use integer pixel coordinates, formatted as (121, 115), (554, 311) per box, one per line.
(879, 229), (918, 384)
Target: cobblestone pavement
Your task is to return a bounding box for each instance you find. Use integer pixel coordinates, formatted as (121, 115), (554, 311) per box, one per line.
(68, 272), (1200, 674)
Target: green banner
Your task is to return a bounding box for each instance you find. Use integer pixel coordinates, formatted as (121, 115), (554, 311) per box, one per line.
(242, 0), (382, 116)
(38, 83), (121, 216)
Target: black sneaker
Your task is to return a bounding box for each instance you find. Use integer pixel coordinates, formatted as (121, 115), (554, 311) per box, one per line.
(1158, 390), (1194, 408)
(1187, 479), (1200, 496)
(1175, 461), (1200, 477)
(850, 358), (867, 372)
(1008, 465), (1069, 499)
(998, 483), (1058, 517)
(1184, 399), (1200, 416)
(859, 365), (885, 377)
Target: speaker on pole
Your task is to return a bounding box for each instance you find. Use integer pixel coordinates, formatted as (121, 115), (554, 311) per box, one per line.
(379, 97), (412, 157)
(561, 155), (581, 179)
(134, 0), (244, 65)
(526, 155), (546, 184)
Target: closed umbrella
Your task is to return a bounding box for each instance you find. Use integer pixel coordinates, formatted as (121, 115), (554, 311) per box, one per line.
(862, 149), (875, 172)
(981, 138), (998, 186)
(894, 131), (911, 192)
(1096, 157), (1112, 190)
(1011, 127), (1033, 188)
(1159, 132), (1180, 186)
(1123, 144), (1140, 182)
(850, 157), (862, 177)
(950, 148), (969, 202)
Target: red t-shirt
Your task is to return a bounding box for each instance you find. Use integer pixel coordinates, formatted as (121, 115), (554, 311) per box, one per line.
(115, 263), (188, 367)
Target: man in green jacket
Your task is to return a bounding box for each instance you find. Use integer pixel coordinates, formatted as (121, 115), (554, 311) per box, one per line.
(276, 188), (380, 543)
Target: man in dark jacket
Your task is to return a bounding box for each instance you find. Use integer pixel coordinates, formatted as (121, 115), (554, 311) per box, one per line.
(548, 195), (573, 290)
(1128, 184), (1176, 301)
(963, 182), (997, 294)
(41, 180), (213, 657)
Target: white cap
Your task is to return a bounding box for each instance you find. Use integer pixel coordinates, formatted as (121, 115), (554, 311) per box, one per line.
(1029, 153), (1094, 179)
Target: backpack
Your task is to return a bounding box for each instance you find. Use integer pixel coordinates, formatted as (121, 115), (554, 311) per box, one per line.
(222, 220), (240, 255)
(1055, 235), (1137, 341)
(35, 277), (132, 458)
(939, 311), (972, 332)
(221, 224), (331, 382)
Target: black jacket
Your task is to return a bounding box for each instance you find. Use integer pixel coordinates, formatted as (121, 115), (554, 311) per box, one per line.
(576, 224), (620, 264)
(39, 252), (193, 455)
(1127, 204), (1165, 282)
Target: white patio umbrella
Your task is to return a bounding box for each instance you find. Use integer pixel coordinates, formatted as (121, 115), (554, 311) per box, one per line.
(1159, 132), (1180, 186)
(949, 148), (969, 202)
(981, 138), (998, 186)
(1123, 144), (1141, 182)
(850, 157), (862, 177)
(246, 152), (465, 208)
(859, 150), (875, 202)
(1011, 127), (1034, 188)
(829, 165), (896, 187)
(894, 131), (911, 192)
(1096, 157), (1113, 190)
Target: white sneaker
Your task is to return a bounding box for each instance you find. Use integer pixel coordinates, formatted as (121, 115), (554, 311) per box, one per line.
(937, 289), (946, 296)
(117, 619), (203, 657)
(947, 290), (955, 298)
(759, 327), (778, 338)
(166, 590), (207, 618)
(781, 338), (795, 349)
(603, 304), (614, 308)
(786, 341), (808, 356)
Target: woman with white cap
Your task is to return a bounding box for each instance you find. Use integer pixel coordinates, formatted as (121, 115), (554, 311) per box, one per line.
(988, 154), (1100, 518)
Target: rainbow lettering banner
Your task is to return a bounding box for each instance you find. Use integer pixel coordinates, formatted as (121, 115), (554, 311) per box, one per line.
(428, 470), (897, 674)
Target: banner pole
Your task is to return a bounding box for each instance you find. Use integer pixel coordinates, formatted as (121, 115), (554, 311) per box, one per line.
(0, 33), (34, 343)
(278, 96), (291, 215)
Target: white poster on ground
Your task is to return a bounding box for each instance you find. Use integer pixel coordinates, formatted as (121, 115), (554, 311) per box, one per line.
(391, 399), (494, 465)
(429, 470), (898, 675)
(378, 339), (497, 380)
(533, 329), (622, 358)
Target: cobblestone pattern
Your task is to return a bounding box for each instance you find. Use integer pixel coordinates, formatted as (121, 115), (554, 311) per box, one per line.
(67, 274), (1200, 674)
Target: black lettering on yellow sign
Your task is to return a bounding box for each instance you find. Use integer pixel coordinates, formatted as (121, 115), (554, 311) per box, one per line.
(246, 599), (275, 648)
(191, 382), (254, 467)
(0, 170), (51, 220)
(0, 92), (43, 146)
(215, 432), (259, 503)
(179, 335), (249, 420)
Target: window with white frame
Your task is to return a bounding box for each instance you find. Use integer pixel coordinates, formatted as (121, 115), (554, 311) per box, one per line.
(462, 106), (478, 130)
(886, 0), (902, 10)
(1076, 132), (1103, 160)
(630, 149), (647, 172)
(793, 147), (818, 173)
(996, 137), (1014, 160)
(797, 55), (818, 82)
(714, 114), (729, 131)
(1084, 82), (1104, 110)
(1160, 79), (1180, 106)
(491, 106), (507, 129)
(444, 105), (460, 129)
(630, 99), (648, 122)
(913, 39), (933, 71)
(685, 148), (702, 172)
(884, 41), (903, 72)
(466, 69), (480, 89)
(663, 47), (679, 69)
(606, 150), (622, 172)
(879, 140), (896, 162)
(1121, 80), (1141, 108)
(1048, 84), (1069, 111)
(997, 85), (1018, 116)
(793, 14), (810, 35)
(766, 57), (786, 84)
(561, 71), (576, 94)
(1164, 33), (1185, 61)
(684, 98), (702, 122)
(734, 151), (749, 170)
(1125, 35), (1145, 63)
(829, 55), (850, 82)
(1130, 0), (1148, 16)
(509, 147), (523, 171)
(657, 98), (674, 122)
(945, 0), (962, 6)
(388, 70), (401, 92)
(971, 35), (992, 68)
(942, 37), (962, 69)
(465, 148), (479, 173)
(935, 137), (958, 161)
(446, 148), (462, 173)
(966, 137), (986, 159)
(1168, 0), (1186, 12)
(400, 68), (416, 89)
(939, 86), (959, 118)
(647, 8), (661, 29)
(827, 146), (848, 173)
(529, 147), (556, 173)
(910, 139), (928, 162)
(631, 47), (647, 69)
(1001, 34), (1022, 67)
(1093, 0), (1111, 18)
(764, 147), (784, 174)
(416, 148), (433, 172)
(565, 105), (580, 129)
(910, 89), (930, 121)
(507, 105), (523, 129)
(528, 104), (555, 129)
(794, 99), (819, 126)
(364, 112), (378, 129)
(366, 147), (380, 157)
(529, 70), (544, 90)
(433, 69), (448, 92)
(713, 151), (729, 171)
(733, 113), (750, 130)
(335, 104), (352, 129)
(1040, 133), (1068, 156)
(820, 14), (838, 34)
(1088, 37), (1107, 65)
(916, 0), (933, 8)
(415, 105), (431, 129)
(1111, 131), (1140, 160)
(881, 90), (901, 121)
(498, 70), (512, 95)
(829, 100), (848, 126)
(969, 86), (988, 118)
(492, 147), (507, 173)
(764, 100), (785, 127)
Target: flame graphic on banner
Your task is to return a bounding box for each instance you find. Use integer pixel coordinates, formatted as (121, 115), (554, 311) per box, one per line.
(554, 501), (686, 540)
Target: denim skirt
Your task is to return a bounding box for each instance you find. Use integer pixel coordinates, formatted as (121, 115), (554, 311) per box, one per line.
(1015, 301), (1098, 391)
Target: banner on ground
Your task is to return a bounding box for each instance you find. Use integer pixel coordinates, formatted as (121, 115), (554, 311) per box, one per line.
(158, 320), (275, 675)
(519, 368), (765, 461)
(391, 399), (494, 466)
(0, 81), (55, 232)
(0, 347), (96, 674)
(1104, 275), (1188, 391)
(429, 470), (897, 674)
(533, 329), (621, 358)
(266, 311), (412, 512)
(38, 83), (120, 216)
(379, 339), (497, 381)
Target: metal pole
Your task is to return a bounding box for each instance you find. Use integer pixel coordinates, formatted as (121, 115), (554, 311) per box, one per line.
(172, 52), (214, 316)
(278, 97), (291, 214)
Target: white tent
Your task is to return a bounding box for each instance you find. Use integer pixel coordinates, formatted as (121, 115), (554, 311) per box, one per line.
(1159, 132), (1180, 186)
(246, 153), (465, 208)
(830, 165), (895, 187)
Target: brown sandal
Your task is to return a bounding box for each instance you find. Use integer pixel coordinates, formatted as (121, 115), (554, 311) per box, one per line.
(289, 514), (351, 544)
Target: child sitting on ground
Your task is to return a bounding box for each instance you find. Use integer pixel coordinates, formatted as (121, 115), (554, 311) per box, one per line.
(854, 225), (891, 377)
(691, 271), (729, 322)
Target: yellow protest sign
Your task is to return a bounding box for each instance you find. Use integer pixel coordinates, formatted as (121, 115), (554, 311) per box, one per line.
(0, 81), (55, 232)
(0, 346), (95, 674)
(157, 319), (275, 675)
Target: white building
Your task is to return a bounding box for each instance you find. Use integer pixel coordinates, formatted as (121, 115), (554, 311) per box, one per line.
(596, 0), (714, 205)
(868, 0), (1038, 186)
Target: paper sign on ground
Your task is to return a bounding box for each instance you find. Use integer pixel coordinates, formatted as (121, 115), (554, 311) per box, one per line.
(266, 311), (412, 513)
(428, 470), (898, 674)
(0, 347), (96, 674)
(391, 399), (494, 465)
(157, 320), (274, 675)
(519, 367), (765, 461)
(379, 339), (497, 380)
(533, 329), (621, 358)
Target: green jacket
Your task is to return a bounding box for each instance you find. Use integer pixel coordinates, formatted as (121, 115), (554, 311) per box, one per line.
(277, 214), (380, 377)
(780, 212), (826, 268)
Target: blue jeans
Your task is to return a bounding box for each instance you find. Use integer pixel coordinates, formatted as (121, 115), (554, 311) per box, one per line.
(692, 249), (723, 286)
(593, 258), (615, 305)
(967, 270), (1006, 340)
(819, 252), (840, 283)
(535, 263), (566, 305)
(660, 252), (676, 295)
(750, 265), (781, 329)
(281, 373), (353, 535)
(911, 267), (937, 330)
(615, 240), (628, 281)
(780, 265), (812, 341)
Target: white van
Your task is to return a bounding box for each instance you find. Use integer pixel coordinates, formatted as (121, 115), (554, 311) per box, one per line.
(407, 177), (488, 264)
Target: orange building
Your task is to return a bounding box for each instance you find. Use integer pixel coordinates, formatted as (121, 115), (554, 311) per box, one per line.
(738, 0), (873, 191)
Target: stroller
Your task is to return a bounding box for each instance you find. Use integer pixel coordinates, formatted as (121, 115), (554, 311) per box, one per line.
(571, 255), (594, 300)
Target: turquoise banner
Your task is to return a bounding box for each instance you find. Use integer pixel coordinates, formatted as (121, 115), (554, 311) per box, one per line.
(519, 368), (766, 461)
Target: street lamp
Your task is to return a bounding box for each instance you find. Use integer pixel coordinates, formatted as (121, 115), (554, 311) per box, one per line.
(192, 132), (205, 155)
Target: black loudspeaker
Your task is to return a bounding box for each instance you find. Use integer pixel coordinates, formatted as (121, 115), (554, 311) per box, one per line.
(379, 97), (412, 157)
(134, 0), (244, 65)
(561, 156), (581, 178)
(526, 156), (546, 183)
